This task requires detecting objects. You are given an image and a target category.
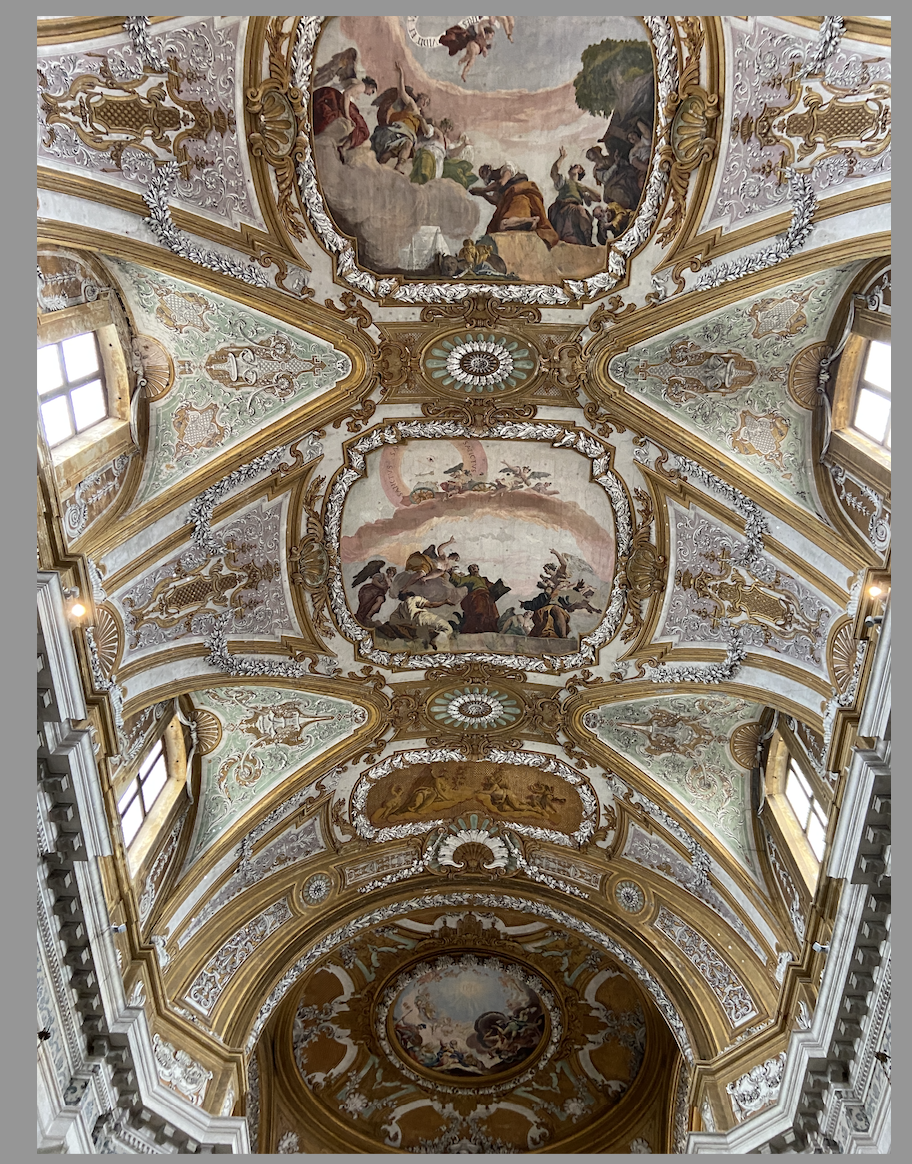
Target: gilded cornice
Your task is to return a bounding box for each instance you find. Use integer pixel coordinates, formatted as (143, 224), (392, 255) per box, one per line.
(37, 15), (173, 46)
(776, 15), (892, 45)
(656, 183), (891, 277)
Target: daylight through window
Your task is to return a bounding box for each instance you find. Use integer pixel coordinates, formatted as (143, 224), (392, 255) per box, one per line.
(784, 758), (828, 861)
(851, 337), (891, 450)
(117, 742), (168, 846)
(37, 332), (108, 447)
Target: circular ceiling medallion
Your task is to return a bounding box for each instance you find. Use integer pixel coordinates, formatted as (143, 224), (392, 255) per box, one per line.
(303, 873), (332, 904)
(378, 954), (556, 1090)
(615, 880), (646, 914)
(429, 685), (522, 732)
(424, 332), (535, 396)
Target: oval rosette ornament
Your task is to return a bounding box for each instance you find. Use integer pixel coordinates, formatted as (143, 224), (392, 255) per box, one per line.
(425, 332), (535, 396)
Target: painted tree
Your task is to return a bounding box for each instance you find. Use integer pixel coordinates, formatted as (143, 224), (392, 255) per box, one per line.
(573, 38), (653, 119)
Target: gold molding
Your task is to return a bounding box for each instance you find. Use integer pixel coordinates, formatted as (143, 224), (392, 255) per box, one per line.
(37, 15), (174, 46)
(775, 15), (892, 45)
(656, 183), (891, 276)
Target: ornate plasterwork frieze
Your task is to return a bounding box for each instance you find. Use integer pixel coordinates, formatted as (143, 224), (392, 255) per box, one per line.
(204, 609), (340, 679)
(245, 893), (695, 1064)
(654, 905), (758, 1027)
(63, 453), (134, 542)
(350, 747), (598, 849)
(122, 15), (167, 73)
(290, 17), (678, 306)
(356, 818), (591, 900)
(827, 465), (891, 554)
(765, 831), (807, 945)
(695, 170), (817, 291)
(143, 162), (274, 288)
(646, 623), (747, 685)
(633, 447), (769, 563)
(606, 772), (711, 888)
(151, 1033), (213, 1106)
(709, 18), (889, 233)
(184, 897), (293, 1017)
(324, 420), (632, 673)
(176, 816), (324, 951)
(794, 16), (846, 81)
(727, 1050), (787, 1122)
(657, 500), (837, 676)
(623, 823), (766, 961)
(188, 434), (322, 557)
(138, 805), (188, 926)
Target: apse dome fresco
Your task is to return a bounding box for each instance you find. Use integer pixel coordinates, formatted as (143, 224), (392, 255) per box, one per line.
(37, 14), (890, 1157)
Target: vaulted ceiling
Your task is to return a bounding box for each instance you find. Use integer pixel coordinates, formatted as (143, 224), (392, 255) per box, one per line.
(37, 15), (890, 1154)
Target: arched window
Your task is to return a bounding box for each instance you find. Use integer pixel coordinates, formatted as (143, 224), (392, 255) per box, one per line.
(112, 714), (188, 874)
(828, 268), (891, 491)
(36, 292), (135, 496)
(763, 725), (832, 892)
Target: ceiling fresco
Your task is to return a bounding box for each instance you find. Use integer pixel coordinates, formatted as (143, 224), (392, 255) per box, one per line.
(36, 13), (890, 1155)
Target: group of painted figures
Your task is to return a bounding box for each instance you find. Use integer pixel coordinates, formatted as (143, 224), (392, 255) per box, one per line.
(352, 540), (599, 650)
(312, 34), (654, 266)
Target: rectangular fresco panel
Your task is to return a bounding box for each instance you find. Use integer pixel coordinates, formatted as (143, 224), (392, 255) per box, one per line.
(340, 438), (617, 656)
(311, 16), (656, 283)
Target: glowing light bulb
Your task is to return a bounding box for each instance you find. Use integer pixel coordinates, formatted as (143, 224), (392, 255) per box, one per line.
(868, 585), (883, 598)
(70, 602), (86, 618)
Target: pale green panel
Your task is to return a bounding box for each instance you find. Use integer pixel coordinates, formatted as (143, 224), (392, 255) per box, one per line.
(105, 258), (351, 506)
(186, 686), (368, 863)
(608, 265), (860, 513)
(581, 694), (763, 874)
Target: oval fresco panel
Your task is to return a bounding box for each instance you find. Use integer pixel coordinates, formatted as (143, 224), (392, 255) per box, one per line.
(382, 955), (552, 1083)
(327, 428), (628, 671)
(304, 16), (663, 290)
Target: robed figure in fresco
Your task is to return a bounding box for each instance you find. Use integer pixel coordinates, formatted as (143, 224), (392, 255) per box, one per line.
(547, 147), (602, 245)
(449, 564), (509, 633)
(471, 163), (560, 248)
(311, 48), (378, 162)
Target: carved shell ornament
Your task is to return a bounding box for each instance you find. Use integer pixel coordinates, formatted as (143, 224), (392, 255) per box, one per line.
(92, 604), (123, 678)
(787, 341), (831, 409)
(829, 619), (861, 694)
(729, 721), (763, 770)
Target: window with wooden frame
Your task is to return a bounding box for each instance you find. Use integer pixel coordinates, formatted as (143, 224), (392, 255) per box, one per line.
(763, 728), (832, 891)
(38, 331), (108, 447)
(36, 295), (135, 496)
(830, 285), (891, 493)
(782, 757), (828, 862)
(113, 715), (189, 874)
(117, 740), (168, 847)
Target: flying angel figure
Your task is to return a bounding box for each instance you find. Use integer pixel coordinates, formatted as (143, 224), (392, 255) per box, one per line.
(312, 47), (378, 162)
